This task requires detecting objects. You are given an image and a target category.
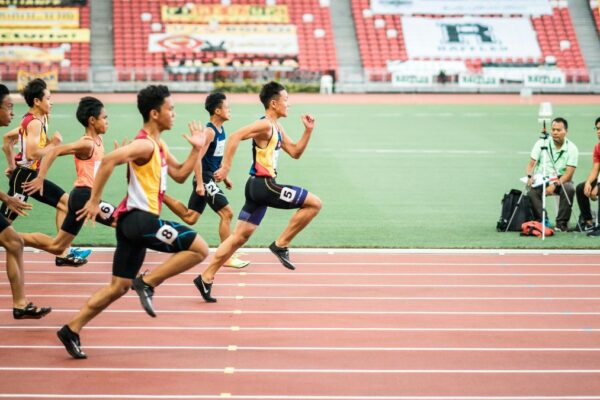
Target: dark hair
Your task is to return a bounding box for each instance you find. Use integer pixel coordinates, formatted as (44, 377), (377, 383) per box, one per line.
(595, 117), (600, 127)
(259, 81), (285, 109)
(205, 92), (226, 116)
(552, 117), (568, 131)
(137, 85), (170, 122)
(22, 78), (47, 108)
(0, 84), (9, 105)
(76, 96), (104, 127)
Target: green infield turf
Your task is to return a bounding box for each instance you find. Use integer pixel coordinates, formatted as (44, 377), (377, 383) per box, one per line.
(3, 99), (600, 248)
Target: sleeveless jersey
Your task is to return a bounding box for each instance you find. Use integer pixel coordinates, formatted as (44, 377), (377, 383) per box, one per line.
(73, 136), (104, 188)
(249, 121), (281, 178)
(114, 130), (168, 217)
(201, 122), (226, 174)
(16, 112), (48, 171)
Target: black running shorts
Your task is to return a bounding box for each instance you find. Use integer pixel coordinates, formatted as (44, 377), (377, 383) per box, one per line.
(238, 176), (309, 226)
(61, 187), (115, 236)
(0, 166), (66, 221)
(112, 209), (198, 279)
(187, 172), (229, 214)
(0, 214), (10, 233)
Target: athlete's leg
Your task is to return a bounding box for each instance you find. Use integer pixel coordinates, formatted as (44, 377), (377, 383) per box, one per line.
(142, 235), (209, 288)
(55, 193), (68, 236)
(216, 205), (233, 242)
(202, 220), (257, 283)
(21, 230), (75, 256)
(0, 226), (26, 308)
(275, 193), (322, 247)
(163, 194), (200, 225)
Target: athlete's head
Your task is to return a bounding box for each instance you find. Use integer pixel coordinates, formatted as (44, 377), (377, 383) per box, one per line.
(23, 78), (51, 115)
(76, 96), (108, 134)
(595, 117), (600, 141)
(260, 81), (288, 117)
(0, 84), (14, 127)
(205, 91), (230, 121)
(137, 85), (174, 130)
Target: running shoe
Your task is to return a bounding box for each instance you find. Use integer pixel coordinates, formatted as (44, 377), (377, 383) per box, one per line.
(13, 302), (51, 319)
(193, 275), (217, 303)
(131, 274), (156, 317)
(223, 254), (250, 269)
(55, 253), (88, 267)
(57, 325), (87, 359)
(269, 241), (296, 270)
(71, 247), (92, 259)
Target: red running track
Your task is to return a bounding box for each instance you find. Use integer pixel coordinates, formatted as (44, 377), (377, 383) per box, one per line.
(1, 250), (600, 399)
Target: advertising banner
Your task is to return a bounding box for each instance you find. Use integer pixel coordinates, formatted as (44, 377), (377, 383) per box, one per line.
(161, 5), (289, 23)
(0, 45), (65, 62)
(371, 0), (552, 16)
(0, 0), (86, 6)
(0, 28), (89, 43)
(150, 25), (298, 55)
(524, 70), (566, 88)
(0, 7), (79, 27)
(17, 68), (58, 91)
(391, 71), (433, 87)
(402, 16), (541, 60)
(458, 73), (500, 88)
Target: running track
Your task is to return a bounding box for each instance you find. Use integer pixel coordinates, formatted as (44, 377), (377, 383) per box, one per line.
(1, 249), (600, 399)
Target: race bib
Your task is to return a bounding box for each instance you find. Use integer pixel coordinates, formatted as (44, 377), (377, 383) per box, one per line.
(214, 139), (225, 157)
(93, 160), (101, 178)
(14, 193), (26, 201)
(98, 201), (114, 221)
(204, 181), (220, 196)
(156, 224), (178, 245)
(160, 165), (168, 193)
(280, 187), (297, 203)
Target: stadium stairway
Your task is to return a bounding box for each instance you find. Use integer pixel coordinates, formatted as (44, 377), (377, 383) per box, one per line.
(89, 0), (116, 89)
(330, 0), (365, 89)
(569, 0), (600, 72)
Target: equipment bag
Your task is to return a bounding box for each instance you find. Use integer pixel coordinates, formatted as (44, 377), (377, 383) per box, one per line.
(496, 189), (534, 232)
(520, 220), (554, 237)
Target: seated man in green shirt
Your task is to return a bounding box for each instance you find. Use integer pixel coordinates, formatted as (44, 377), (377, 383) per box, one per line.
(525, 117), (578, 232)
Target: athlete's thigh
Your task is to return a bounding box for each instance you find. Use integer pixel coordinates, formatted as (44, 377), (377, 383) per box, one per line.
(251, 178), (309, 210)
(31, 178), (66, 208)
(203, 178), (229, 212)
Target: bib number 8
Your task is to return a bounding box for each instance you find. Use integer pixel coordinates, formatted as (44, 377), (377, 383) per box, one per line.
(156, 224), (179, 245)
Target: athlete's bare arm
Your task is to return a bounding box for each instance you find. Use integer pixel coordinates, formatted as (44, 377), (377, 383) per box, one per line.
(166, 121), (204, 183)
(24, 119), (62, 161)
(22, 138), (95, 196)
(213, 119), (271, 182)
(280, 114), (315, 159)
(2, 127), (19, 176)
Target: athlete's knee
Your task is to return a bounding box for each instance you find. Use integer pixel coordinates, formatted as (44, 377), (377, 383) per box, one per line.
(188, 235), (209, 261)
(1, 229), (23, 254)
(219, 206), (233, 223)
(110, 279), (131, 298)
(304, 194), (322, 213)
(56, 194), (68, 213)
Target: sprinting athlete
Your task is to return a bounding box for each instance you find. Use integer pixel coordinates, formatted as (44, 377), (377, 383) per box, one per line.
(57, 85), (209, 359)
(0, 83), (50, 319)
(164, 92), (249, 269)
(21, 97), (116, 259)
(193, 81), (322, 303)
(0, 78), (88, 266)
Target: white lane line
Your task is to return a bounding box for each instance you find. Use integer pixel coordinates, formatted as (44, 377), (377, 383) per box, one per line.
(2, 395), (600, 400)
(4, 282), (600, 288)
(3, 294), (600, 301)
(0, 326), (599, 332)
(2, 309), (600, 316)
(1, 367), (600, 374)
(3, 345), (600, 352)
(8, 261), (600, 266)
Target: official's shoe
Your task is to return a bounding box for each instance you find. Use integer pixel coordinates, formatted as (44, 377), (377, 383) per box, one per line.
(223, 254), (250, 269)
(588, 227), (600, 237)
(269, 241), (296, 270)
(131, 274), (156, 317)
(57, 325), (87, 359)
(555, 223), (569, 232)
(572, 222), (595, 232)
(193, 275), (217, 303)
(13, 302), (51, 319)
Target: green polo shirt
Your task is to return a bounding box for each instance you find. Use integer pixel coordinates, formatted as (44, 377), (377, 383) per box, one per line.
(530, 137), (578, 176)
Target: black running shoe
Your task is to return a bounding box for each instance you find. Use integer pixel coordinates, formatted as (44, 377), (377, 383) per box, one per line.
(131, 275), (156, 317)
(269, 241), (296, 270)
(13, 302), (51, 319)
(193, 275), (217, 303)
(57, 325), (87, 359)
(55, 254), (88, 267)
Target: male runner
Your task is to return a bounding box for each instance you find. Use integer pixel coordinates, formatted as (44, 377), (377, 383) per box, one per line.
(164, 92), (248, 269)
(21, 96), (116, 257)
(193, 81), (322, 302)
(0, 83), (51, 319)
(0, 78), (88, 266)
(57, 85), (209, 359)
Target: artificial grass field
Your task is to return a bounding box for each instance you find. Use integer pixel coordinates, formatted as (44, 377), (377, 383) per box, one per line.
(4, 99), (600, 248)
